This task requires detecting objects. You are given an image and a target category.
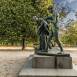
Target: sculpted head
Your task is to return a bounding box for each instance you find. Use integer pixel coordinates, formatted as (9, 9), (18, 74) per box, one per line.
(48, 5), (54, 13)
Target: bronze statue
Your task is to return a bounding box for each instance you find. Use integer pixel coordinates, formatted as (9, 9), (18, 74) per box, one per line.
(44, 5), (63, 52)
(33, 16), (49, 52)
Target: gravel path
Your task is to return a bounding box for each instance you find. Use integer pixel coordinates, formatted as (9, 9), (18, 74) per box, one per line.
(0, 47), (77, 77)
(0, 50), (33, 77)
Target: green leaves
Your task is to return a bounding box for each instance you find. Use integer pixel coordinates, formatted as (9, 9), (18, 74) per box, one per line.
(0, 0), (52, 42)
(60, 20), (77, 45)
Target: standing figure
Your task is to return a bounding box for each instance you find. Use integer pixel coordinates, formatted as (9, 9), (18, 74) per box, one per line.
(44, 5), (63, 52)
(33, 16), (49, 52)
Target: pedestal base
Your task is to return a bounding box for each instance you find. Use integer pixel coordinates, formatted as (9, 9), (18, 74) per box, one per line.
(32, 55), (55, 68)
(19, 55), (77, 77)
(32, 54), (72, 69)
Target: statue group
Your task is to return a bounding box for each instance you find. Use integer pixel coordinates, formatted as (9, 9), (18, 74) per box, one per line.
(33, 5), (63, 53)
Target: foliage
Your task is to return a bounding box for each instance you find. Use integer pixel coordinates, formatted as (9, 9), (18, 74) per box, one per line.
(0, 0), (53, 43)
(60, 20), (77, 45)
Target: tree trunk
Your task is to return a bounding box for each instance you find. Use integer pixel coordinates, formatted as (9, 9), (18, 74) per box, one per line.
(22, 38), (25, 50)
(76, 42), (77, 46)
(11, 42), (14, 46)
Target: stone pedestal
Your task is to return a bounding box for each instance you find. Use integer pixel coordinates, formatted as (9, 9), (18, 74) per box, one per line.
(32, 55), (55, 68)
(18, 55), (77, 77)
(32, 54), (72, 69)
(18, 47), (77, 77)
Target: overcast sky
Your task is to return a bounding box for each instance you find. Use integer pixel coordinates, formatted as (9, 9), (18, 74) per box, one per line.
(52, 0), (77, 23)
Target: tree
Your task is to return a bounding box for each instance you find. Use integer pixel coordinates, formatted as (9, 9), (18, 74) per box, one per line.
(60, 20), (77, 46)
(0, 0), (53, 49)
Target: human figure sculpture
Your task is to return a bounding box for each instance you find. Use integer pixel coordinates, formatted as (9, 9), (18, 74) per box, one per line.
(44, 5), (63, 52)
(33, 16), (49, 52)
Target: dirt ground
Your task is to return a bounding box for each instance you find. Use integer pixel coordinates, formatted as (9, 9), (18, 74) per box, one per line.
(0, 47), (77, 77)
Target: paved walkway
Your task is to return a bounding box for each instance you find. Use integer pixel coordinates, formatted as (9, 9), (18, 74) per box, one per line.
(0, 46), (34, 50)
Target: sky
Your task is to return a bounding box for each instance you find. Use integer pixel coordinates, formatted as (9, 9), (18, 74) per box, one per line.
(52, 0), (77, 23)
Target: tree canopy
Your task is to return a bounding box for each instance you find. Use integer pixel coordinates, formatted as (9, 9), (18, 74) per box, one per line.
(0, 0), (77, 47)
(60, 20), (77, 46)
(0, 0), (53, 43)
